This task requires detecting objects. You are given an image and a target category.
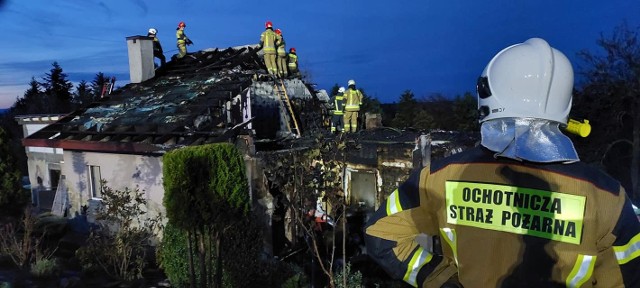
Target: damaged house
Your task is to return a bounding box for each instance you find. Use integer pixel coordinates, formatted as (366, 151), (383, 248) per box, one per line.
(19, 35), (478, 257)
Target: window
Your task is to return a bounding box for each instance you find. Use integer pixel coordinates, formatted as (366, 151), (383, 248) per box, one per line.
(88, 165), (102, 199)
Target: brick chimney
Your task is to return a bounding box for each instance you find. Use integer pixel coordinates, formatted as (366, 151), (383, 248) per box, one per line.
(126, 36), (155, 83)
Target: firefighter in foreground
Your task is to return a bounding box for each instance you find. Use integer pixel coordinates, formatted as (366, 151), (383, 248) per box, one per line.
(364, 38), (640, 287)
(259, 21), (278, 77)
(343, 80), (363, 133)
(175, 21), (193, 59)
(147, 28), (165, 67)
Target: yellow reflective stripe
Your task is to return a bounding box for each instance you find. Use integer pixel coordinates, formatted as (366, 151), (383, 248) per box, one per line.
(613, 231), (640, 264)
(385, 189), (402, 215)
(439, 228), (458, 266)
(403, 246), (433, 287)
(566, 254), (596, 288)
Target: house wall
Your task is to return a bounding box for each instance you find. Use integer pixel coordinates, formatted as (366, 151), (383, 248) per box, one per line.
(62, 151), (165, 221)
(17, 116), (65, 210)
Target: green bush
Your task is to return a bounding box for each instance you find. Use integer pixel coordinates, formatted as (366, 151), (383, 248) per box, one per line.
(280, 263), (308, 288)
(30, 258), (59, 278)
(75, 183), (161, 281)
(334, 264), (363, 288)
(157, 222), (195, 288)
(158, 219), (273, 288)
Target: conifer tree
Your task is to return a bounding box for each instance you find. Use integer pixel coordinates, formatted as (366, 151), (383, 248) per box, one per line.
(40, 62), (73, 112)
(391, 90), (420, 128)
(73, 80), (93, 108)
(0, 126), (27, 217)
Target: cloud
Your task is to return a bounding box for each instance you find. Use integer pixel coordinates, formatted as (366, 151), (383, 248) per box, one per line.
(97, 2), (113, 20)
(130, 0), (148, 15)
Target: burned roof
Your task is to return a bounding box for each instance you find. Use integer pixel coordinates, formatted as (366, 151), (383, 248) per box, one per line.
(23, 45), (319, 154)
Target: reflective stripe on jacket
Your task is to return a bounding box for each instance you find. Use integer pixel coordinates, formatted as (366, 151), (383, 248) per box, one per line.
(276, 35), (286, 56)
(344, 88), (362, 111)
(332, 94), (345, 115)
(365, 146), (640, 288)
(260, 29), (277, 54)
(288, 53), (298, 69)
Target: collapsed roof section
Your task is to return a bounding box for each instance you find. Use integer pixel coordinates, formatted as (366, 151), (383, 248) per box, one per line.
(23, 45), (324, 154)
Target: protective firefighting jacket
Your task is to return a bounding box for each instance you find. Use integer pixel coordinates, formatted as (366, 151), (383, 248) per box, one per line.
(344, 88), (362, 112)
(332, 93), (345, 116)
(176, 29), (189, 45)
(365, 146), (640, 288)
(260, 29), (277, 54)
(151, 36), (163, 54)
(276, 34), (286, 57)
(288, 53), (298, 70)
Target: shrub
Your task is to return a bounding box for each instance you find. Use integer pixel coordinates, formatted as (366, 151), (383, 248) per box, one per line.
(334, 264), (363, 288)
(75, 183), (162, 281)
(30, 258), (59, 278)
(157, 222), (194, 288)
(0, 208), (57, 270)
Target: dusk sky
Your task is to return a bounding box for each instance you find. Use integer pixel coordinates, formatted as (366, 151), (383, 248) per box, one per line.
(0, 0), (638, 109)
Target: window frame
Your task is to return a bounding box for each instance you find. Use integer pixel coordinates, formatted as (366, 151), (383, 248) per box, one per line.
(87, 165), (103, 200)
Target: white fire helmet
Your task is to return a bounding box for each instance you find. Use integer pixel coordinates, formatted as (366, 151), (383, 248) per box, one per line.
(148, 28), (157, 35)
(348, 79), (356, 86)
(477, 38), (574, 124)
(338, 87), (345, 93)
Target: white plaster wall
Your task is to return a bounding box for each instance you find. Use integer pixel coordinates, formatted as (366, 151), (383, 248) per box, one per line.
(27, 158), (54, 190)
(126, 37), (155, 83)
(62, 151), (165, 219)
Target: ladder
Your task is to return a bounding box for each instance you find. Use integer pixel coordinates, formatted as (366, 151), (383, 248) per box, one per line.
(274, 79), (301, 137)
(51, 175), (68, 216)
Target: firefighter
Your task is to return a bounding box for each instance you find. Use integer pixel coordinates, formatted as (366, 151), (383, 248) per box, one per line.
(330, 87), (346, 134)
(364, 38), (640, 287)
(147, 28), (165, 67)
(287, 47), (299, 78)
(275, 28), (288, 78)
(343, 80), (363, 133)
(259, 21), (278, 77)
(175, 21), (193, 59)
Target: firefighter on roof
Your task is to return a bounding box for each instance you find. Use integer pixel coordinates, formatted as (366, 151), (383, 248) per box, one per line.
(147, 28), (166, 67)
(287, 47), (299, 78)
(175, 21), (192, 59)
(364, 38), (640, 288)
(275, 28), (288, 78)
(343, 80), (363, 133)
(330, 87), (346, 134)
(259, 21), (278, 77)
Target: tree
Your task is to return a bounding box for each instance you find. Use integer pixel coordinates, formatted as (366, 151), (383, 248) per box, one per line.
(12, 77), (48, 115)
(73, 80), (93, 108)
(163, 143), (251, 288)
(422, 93), (456, 130)
(0, 126), (27, 217)
(391, 90), (420, 128)
(39, 62), (73, 113)
(573, 22), (640, 200)
(451, 92), (479, 132)
(360, 88), (382, 115)
(91, 72), (111, 99)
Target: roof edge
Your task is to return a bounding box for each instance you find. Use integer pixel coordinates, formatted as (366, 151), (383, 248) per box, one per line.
(23, 138), (163, 154)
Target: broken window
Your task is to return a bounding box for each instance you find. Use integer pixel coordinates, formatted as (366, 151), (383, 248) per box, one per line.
(88, 165), (102, 199)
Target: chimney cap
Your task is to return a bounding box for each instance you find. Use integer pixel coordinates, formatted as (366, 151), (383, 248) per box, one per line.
(126, 35), (154, 41)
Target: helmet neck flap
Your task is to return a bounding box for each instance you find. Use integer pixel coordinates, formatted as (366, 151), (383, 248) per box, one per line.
(481, 118), (579, 163)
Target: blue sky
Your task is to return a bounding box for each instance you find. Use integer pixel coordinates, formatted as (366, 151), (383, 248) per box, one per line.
(0, 0), (638, 109)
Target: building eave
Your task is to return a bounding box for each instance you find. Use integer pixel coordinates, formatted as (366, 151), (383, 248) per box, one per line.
(22, 138), (164, 154)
